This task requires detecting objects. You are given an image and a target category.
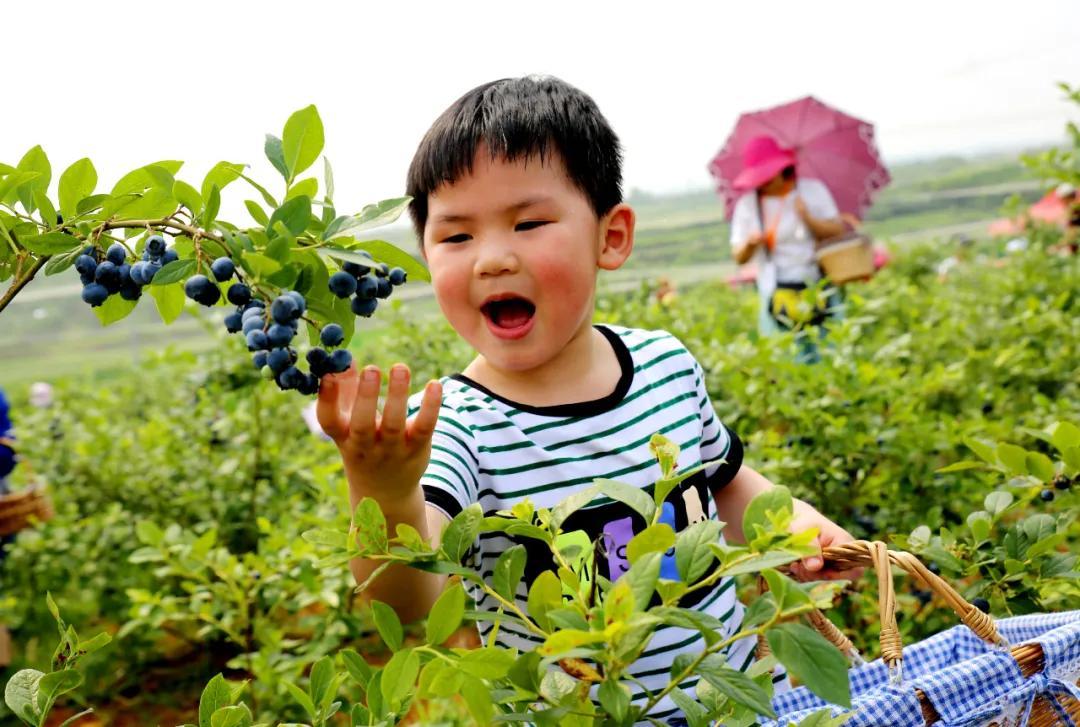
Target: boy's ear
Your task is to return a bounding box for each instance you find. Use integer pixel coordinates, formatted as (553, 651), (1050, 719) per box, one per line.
(597, 203), (635, 271)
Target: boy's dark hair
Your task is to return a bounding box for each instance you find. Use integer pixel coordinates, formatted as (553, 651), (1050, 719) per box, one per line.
(406, 76), (624, 241)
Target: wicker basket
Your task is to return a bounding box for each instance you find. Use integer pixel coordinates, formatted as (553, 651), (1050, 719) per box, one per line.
(816, 235), (875, 284)
(0, 482), (54, 536)
(759, 541), (1080, 726)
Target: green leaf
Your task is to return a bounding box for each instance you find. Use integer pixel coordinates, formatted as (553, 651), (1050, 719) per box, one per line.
(964, 437), (997, 464)
(1063, 446), (1080, 472)
(340, 648), (373, 687)
(353, 498), (387, 552)
(968, 511), (991, 543)
(936, 460), (987, 473)
(152, 258), (197, 286)
(4, 668), (43, 723)
(549, 484), (599, 532)
(596, 478), (657, 523)
(605, 579), (636, 626)
(282, 680), (317, 720)
(199, 674), (234, 727)
(492, 544), (527, 601)
(670, 688), (710, 727)
(34, 190), (57, 227)
(173, 180), (203, 215)
(58, 158), (97, 219)
(441, 503), (482, 563)
(0, 171), (41, 205)
(649, 433), (680, 478)
(1026, 451), (1056, 481)
(202, 184), (222, 228)
(527, 570), (562, 631)
(324, 157), (335, 203)
(238, 173), (278, 208)
(325, 197), (412, 238)
(597, 679), (631, 723)
(460, 674), (495, 725)
(264, 134), (289, 180)
(240, 252), (281, 278)
(200, 161), (245, 202)
(18, 232), (81, 255)
(110, 161), (183, 196)
(91, 293), (138, 326)
(149, 283), (186, 324)
(301, 528), (347, 549)
(996, 443), (1028, 475)
(287, 177), (318, 201)
(282, 105), (324, 179)
(697, 657), (776, 717)
(1049, 422), (1080, 452)
(538, 628), (607, 656)
(209, 705), (253, 727)
(457, 647), (518, 679)
(742, 486), (793, 541)
(622, 552), (661, 611)
(766, 623), (851, 707)
(426, 582), (465, 645)
(37, 670), (83, 707)
(984, 491), (1014, 517)
(308, 656), (335, 713)
(627, 523), (675, 564)
(15, 145), (51, 210)
(244, 200), (269, 226)
(380, 648), (419, 709)
(370, 600), (403, 651)
(268, 195), (311, 237)
(320, 240), (431, 283)
(675, 519), (721, 583)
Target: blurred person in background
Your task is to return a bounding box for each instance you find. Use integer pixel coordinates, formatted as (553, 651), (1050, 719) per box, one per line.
(0, 387), (17, 562)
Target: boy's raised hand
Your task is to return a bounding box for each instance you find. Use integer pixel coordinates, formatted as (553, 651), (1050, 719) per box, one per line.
(316, 363), (442, 504)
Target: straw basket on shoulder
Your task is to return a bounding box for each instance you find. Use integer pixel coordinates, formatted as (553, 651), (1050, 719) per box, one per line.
(0, 482), (54, 537)
(759, 541), (1080, 727)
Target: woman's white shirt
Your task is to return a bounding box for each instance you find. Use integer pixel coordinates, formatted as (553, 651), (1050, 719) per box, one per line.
(729, 178), (839, 301)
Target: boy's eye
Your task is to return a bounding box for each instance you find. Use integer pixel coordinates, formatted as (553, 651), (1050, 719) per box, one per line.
(515, 220), (549, 232)
(441, 233), (471, 244)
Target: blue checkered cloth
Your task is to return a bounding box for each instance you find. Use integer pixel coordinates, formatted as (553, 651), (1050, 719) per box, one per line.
(762, 610), (1080, 727)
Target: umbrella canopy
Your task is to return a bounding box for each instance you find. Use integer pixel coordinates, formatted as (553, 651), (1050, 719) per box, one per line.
(708, 96), (891, 220)
(988, 189), (1074, 236)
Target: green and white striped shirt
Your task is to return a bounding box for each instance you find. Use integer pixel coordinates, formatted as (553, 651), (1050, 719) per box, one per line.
(409, 325), (754, 721)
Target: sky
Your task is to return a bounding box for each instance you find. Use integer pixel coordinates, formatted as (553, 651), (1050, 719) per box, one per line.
(2, 1), (1078, 214)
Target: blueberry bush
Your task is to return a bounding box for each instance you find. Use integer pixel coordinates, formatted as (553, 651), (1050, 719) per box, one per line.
(0, 105), (426, 395)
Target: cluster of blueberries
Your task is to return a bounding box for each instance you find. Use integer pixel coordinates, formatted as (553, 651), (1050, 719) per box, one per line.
(76, 235), (177, 307)
(327, 253), (408, 317)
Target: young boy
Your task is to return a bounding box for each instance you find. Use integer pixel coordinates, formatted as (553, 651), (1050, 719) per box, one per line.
(316, 76), (854, 722)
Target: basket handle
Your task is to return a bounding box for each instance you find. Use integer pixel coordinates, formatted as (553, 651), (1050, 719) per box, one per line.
(758, 540), (1008, 685)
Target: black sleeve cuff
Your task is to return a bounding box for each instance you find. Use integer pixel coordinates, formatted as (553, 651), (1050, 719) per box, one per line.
(705, 425), (744, 492)
(423, 485), (464, 519)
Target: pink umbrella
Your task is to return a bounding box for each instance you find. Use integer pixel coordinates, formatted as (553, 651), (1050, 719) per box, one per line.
(708, 96), (891, 220)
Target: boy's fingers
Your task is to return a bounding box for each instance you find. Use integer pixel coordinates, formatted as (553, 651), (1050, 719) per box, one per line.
(349, 365), (382, 445)
(315, 366), (352, 441)
(409, 380), (443, 442)
(380, 364), (410, 440)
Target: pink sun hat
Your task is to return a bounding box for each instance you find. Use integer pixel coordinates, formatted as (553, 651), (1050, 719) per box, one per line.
(732, 135), (797, 191)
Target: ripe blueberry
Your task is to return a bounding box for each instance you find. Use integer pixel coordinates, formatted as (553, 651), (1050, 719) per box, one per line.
(1040, 489), (1054, 502)
(227, 283), (251, 306)
(388, 267), (407, 286)
(144, 261), (162, 283)
(95, 261), (120, 287)
(1052, 475), (1071, 491)
(351, 296), (378, 317)
(270, 296), (298, 324)
(160, 248), (179, 265)
(210, 257), (235, 282)
(266, 323), (295, 348)
(328, 271), (358, 298)
(267, 347), (292, 374)
(185, 275), (221, 306)
(79, 271), (95, 286)
(297, 374), (320, 395)
(356, 275), (378, 300)
(146, 235), (167, 257)
(246, 329), (269, 351)
(329, 349), (352, 373)
(278, 366), (305, 390)
(242, 305), (265, 321)
(252, 351), (269, 369)
(75, 254), (98, 276)
(224, 311), (243, 333)
(242, 316), (265, 335)
(106, 243), (127, 266)
(81, 283), (109, 306)
(971, 597), (990, 613)
(286, 291), (306, 316)
(375, 277), (392, 299)
(320, 323), (344, 347)
(307, 347), (330, 377)
(343, 261), (369, 277)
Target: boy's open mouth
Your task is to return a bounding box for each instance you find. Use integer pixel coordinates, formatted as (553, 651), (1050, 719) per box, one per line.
(481, 295), (536, 339)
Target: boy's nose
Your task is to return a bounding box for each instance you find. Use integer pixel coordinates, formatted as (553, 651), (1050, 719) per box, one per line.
(474, 240), (520, 278)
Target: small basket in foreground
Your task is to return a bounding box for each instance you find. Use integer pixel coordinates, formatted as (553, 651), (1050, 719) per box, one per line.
(0, 483), (54, 536)
(816, 235), (875, 284)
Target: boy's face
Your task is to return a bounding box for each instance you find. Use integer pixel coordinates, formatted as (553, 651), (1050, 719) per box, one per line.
(423, 148), (625, 373)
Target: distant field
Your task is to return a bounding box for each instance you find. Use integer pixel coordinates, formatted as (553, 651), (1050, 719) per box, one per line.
(0, 150), (1046, 390)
